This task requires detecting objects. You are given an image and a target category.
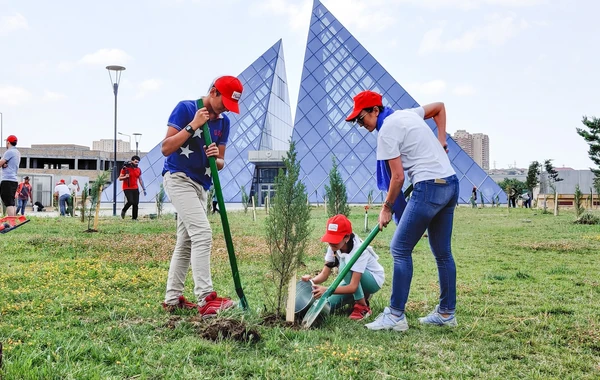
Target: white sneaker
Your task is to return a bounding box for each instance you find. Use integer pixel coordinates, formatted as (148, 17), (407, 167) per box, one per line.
(364, 307), (409, 332)
(418, 305), (457, 327)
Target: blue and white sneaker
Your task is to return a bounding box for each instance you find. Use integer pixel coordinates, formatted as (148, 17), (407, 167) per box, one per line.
(418, 305), (457, 327)
(364, 307), (409, 332)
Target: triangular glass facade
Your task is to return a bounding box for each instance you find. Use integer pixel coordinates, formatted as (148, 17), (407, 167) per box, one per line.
(103, 40), (293, 203)
(292, 0), (506, 204)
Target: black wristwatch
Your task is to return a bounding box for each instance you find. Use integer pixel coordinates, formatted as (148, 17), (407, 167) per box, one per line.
(184, 125), (195, 135)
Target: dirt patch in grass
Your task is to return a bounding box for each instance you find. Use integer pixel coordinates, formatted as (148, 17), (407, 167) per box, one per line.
(259, 313), (302, 329)
(515, 240), (598, 253)
(164, 315), (183, 329)
(197, 318), (261, 343)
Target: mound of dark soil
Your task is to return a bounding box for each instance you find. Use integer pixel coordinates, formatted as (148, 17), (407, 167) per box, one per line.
(199, 318), (261, 343)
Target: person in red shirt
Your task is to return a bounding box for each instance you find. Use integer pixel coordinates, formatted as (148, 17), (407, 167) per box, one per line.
(15, 176), (33, 215)
(118, 155), (146, 220)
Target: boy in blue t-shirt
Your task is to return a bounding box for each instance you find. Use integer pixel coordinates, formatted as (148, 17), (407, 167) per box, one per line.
(161, 76), (243, 318)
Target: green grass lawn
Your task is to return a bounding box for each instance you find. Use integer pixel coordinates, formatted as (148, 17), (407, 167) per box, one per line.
(1, 206), (599, 379)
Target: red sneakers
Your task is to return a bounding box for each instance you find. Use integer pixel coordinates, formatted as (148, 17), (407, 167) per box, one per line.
(162, 295), (198, 313)
(198, 292), (235, 317)
(349, 303), (372, 320)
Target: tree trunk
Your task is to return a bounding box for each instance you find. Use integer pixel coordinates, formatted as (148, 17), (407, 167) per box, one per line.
(93, 185), (103, 230)
(554, 192), (559, 216)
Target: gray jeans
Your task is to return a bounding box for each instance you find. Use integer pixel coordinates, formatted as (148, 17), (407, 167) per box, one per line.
(163, 172), (213, 305)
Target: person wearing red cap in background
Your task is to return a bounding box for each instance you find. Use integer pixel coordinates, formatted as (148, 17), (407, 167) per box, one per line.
(301, 214), (385, 321)
(160, 75), (243, 317)
(345, 90), (459, 332)
(15, 176), (34, 216)
(0, 135), (21, 217)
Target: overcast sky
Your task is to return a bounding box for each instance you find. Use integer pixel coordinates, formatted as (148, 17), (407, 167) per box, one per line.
(1, 0), (598, 169)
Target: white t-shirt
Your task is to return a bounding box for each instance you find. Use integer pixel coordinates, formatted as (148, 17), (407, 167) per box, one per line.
(324, 234), (385, 287)
(376, 107), (455, 184)
(54, 184), (71, 197)
(68, 183), (81, 196)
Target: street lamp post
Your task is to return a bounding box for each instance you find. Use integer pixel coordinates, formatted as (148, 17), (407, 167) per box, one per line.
(132, 133), (142, 156)
(118, 132), (132, 152)
(106, 65), (126, 217)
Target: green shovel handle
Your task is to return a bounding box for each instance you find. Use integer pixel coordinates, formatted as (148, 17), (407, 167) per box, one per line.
(196, 99), (248, 310)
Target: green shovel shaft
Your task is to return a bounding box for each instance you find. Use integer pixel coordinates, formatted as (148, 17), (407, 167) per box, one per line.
(197, 99), (248, 310)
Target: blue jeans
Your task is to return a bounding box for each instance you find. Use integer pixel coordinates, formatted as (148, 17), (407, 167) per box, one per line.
(389, 175), (459, 315)
(59, 194), (70, 216)
(17, 199), (28, 215)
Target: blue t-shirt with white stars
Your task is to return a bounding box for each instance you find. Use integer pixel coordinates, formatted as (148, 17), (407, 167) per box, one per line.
(162, 100), (230, 190)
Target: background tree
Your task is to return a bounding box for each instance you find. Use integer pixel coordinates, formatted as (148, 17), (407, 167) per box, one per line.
(265, 141), (312, 318)
(156, 184), (166, 218)
(525, 161), (541, 193)
(574, 184), (584, 218)
(79, 183), (89, 223)
(240, 185), (249, 214)
(544, 159), (563, 187)
(497, 178), (527, 196)
(324, 155), (350, 218)
(544, 159), (562, 215)
(86, 171), (109, 232)
(576, 116), (600, 194)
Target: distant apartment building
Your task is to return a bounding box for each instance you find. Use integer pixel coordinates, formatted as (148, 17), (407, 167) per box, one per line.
(472, 133), (490, 170)
(453, 130), (473, 157)
(452, 130), (489, 170)
(93, 139), (131, 153)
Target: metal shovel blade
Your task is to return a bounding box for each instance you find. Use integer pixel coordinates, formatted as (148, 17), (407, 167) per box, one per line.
(301, 296), (329, 328)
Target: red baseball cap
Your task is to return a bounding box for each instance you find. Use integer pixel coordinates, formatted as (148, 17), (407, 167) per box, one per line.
(213, 76), (243, 114)
(345, 90), (383, 121)
(321, 214), (353, 244)
(6, 135), (17, 144)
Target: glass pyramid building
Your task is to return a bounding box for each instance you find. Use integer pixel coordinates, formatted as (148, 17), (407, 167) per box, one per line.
(292, 0), (506, 204)
(102, 40), (293, 204)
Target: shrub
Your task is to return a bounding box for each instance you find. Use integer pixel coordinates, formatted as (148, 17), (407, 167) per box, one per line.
(265, 141), (312, 318)
(324, 155), (350, 217)
(156, 184), (166, 218)
(240, 185), (249, 214)
(574, 212), (600, 225)
(574, 184), (584, 218)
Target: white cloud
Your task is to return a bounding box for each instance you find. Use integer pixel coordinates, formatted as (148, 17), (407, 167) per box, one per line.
(418, 13), (529, 54)
(0, 86), (33, 106)
(57, 61), (76, 72)
(0, 13), (28, 36)
(42, 90), (67, 102)
(78, 49), (133, 66)
(134, 79), (163, 99)
(453, 84), (476, 96)
(404, 80), (447, 96)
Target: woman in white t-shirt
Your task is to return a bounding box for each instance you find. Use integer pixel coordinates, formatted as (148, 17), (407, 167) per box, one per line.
(345, 90), (460, 332)
(302, 214), (384, 321)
